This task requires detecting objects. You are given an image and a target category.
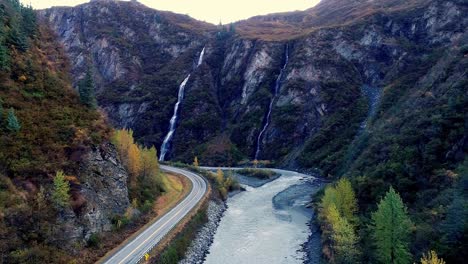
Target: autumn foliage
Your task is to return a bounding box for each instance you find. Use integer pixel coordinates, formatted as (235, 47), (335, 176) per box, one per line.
(319, 178), (360, 263)
(112, 129), (165, 209)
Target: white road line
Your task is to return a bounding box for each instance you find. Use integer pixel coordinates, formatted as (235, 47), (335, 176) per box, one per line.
(102, 165), (207, 264)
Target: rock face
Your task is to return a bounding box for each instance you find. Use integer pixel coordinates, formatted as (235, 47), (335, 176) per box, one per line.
(54, 143), (130, 246)
(40, 0), (467, 170)
(79, 143), (130, 235)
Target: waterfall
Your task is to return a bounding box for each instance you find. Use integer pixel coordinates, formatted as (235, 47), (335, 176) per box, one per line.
(254, 44), (289, 160)
(159, 47), (206, 161)
(197, 47), (205, 66)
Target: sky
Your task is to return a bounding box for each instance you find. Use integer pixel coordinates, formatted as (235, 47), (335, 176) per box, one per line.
(21, 0), (321, 24)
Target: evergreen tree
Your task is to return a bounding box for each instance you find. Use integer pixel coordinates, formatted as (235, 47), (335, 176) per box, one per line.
(20, 5), (37, 38)
(7, 108), (21, 132)
(7, 17), (28, 52)
(78, 71), (97, 108)
(371, 187), (412, 264)
(52, 171), (70, 208)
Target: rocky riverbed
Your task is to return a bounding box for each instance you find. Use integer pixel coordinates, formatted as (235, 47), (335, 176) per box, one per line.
(179, 200), (227, 264)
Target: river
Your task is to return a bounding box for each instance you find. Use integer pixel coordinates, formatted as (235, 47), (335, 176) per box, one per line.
(203, 169), (322, 264)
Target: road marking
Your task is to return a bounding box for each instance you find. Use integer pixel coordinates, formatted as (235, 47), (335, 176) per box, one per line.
(105, 167), (206, 264)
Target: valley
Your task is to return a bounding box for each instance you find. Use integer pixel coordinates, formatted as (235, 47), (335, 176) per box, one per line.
(0, 0), (466, 263)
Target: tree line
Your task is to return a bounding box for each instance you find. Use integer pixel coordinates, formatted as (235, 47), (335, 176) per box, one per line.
(112, 128), (165, 211)
(319, 178), (446, 264)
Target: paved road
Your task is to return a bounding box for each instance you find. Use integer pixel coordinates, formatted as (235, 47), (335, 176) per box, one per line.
(102, 165), (207, 264)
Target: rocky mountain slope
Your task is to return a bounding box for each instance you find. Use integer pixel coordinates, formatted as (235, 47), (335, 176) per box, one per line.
(40, 0), (467, 262)
(0, 1), (130, 262)
(41, 0), (466, 166)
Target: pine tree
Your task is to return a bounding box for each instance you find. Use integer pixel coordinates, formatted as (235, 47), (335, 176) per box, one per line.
(78, 71), (97, 108)
(371, 187), (412, 264)
(420, 251), (445, 264)
(52, 171), (70, 208)
(20, 5), (37, 38)
(7, 108), (21, 132)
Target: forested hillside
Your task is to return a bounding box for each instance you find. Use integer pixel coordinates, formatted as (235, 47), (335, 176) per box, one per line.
(0, 0), (128, 262)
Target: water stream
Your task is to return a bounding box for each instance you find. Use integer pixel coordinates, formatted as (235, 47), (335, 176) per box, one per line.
(159, 47), (205, 161)
(255, 45), (290, 160)
(204, 169), (322, 264)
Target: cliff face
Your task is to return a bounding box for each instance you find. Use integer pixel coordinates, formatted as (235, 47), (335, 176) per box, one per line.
(59, 143), (130, 243)
(41, 0), (466, 169)
(53, 143), (130, 248)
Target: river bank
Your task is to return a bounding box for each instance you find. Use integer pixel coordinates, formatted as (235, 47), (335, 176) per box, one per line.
(179, 200), (226, 264)
(168, 167), (324, 264)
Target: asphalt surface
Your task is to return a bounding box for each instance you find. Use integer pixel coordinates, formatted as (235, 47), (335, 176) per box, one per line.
(102, 165), (207, 264)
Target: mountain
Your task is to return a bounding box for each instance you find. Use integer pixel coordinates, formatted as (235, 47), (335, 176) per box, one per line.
(39, 0), (467, 262)
(0, 0), (130, 262)
(40, 0), (466, 165)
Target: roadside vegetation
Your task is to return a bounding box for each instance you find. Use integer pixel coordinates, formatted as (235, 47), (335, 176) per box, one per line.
(78, 172), (189, 264)
(170, 160), (241, 200)
(154, 206), (208, 264)
(112, 128), (165, 212)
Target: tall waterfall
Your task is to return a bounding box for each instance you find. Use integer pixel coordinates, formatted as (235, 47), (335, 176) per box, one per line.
(197, 47), (205, 66)
(159, 47), (206, 161)
(255, 44), (289, 160)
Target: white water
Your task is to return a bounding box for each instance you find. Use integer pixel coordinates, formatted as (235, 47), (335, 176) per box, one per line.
(159, 47), (205, 161)
(198, 47), (206, 66)
(255, 45), (289, 160)
(204, 169), (314, 264)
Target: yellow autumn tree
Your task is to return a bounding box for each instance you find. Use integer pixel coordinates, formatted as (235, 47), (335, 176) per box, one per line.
(127, 144), (142, 181)
(335, 178), (358, 223)
(193, 156), (199, 167)
(319, 178), (360, 263)
(420, 251), (445, 264)
(112, 129), (165, 208)
(141, 146), (159, 179)
(216, 168), (224, 185)
(112, 128), (135, 163)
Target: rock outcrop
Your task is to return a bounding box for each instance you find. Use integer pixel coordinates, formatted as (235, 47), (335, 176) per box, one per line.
(54, 143), (130, 247)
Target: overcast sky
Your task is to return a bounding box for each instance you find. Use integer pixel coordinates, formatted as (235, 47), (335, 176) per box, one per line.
(22, 0), (320, 24)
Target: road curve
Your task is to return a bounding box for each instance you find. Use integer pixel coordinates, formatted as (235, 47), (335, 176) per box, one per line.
(102, 165), (207, 264)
